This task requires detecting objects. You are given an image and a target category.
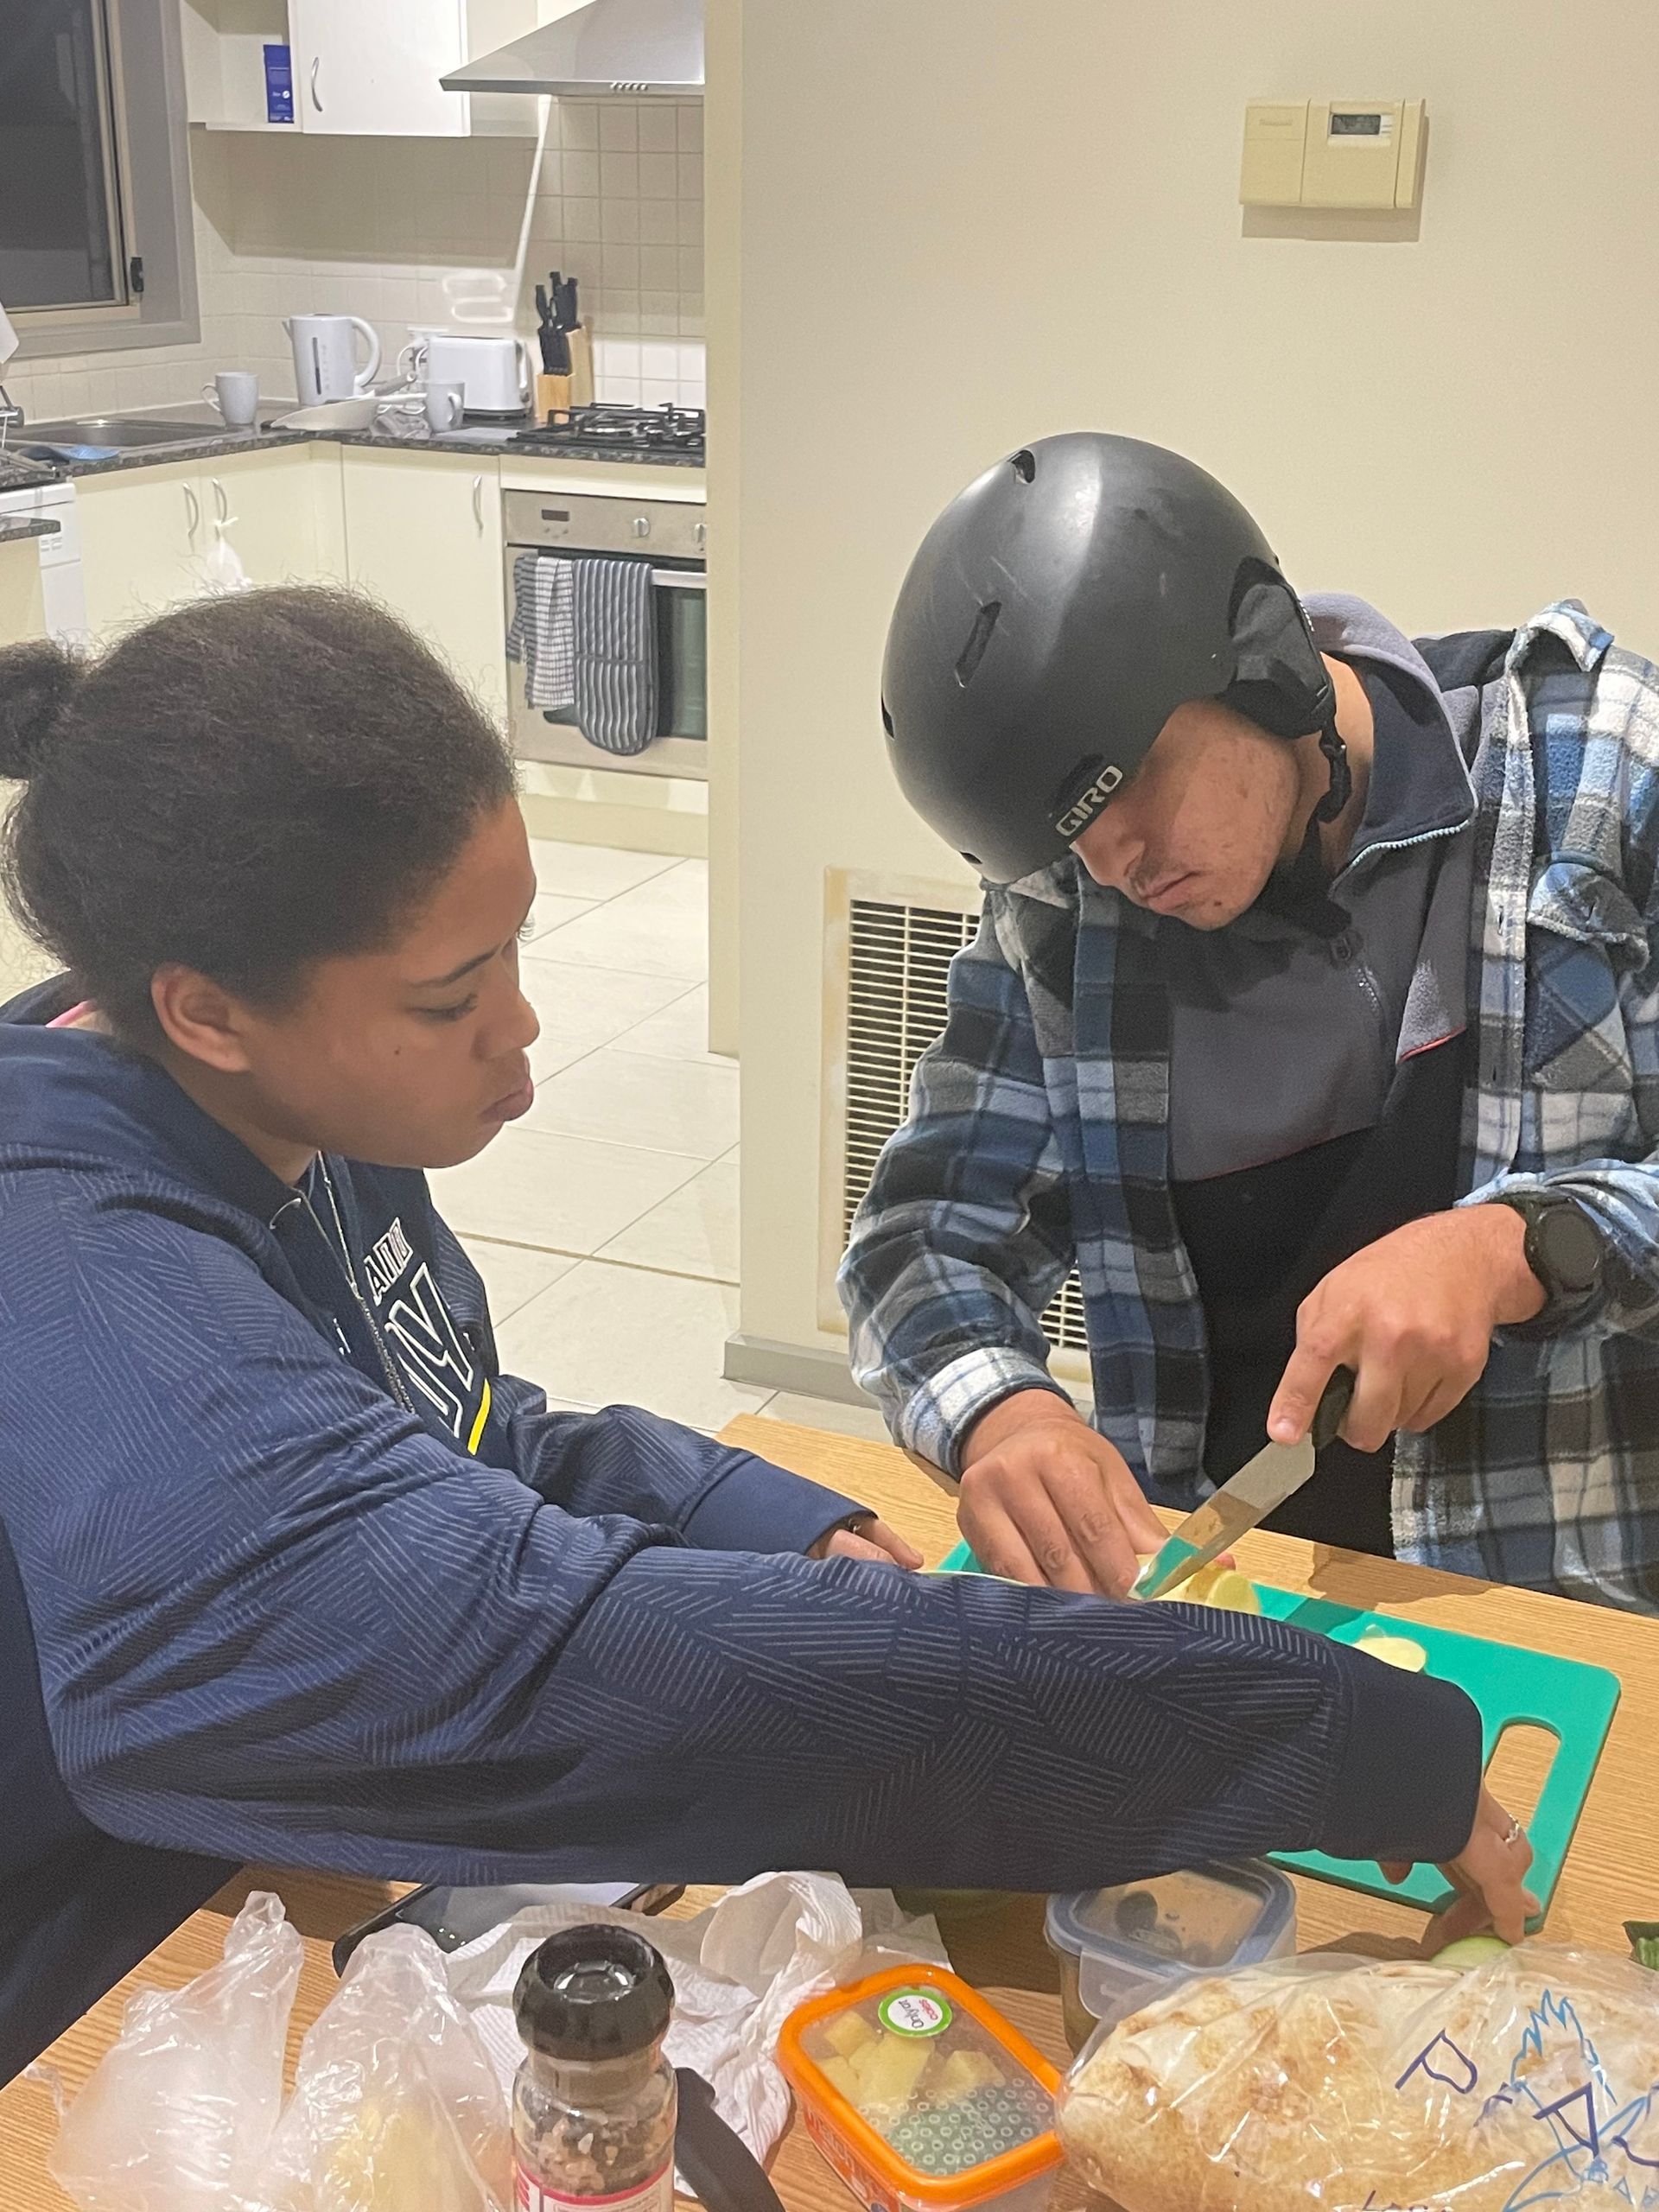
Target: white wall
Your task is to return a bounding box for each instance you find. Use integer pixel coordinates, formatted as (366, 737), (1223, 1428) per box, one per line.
(4, 100), (704, 422)
(715, 0), (1659, 1376)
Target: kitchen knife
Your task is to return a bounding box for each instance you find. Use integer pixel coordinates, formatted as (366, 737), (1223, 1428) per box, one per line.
(1134, 1366), (1356, 1599)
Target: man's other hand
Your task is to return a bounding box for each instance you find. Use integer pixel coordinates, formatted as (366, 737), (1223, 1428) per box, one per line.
(957, 1391), (1167, 1596)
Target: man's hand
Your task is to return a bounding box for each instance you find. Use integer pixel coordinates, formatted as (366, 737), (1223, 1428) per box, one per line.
(809, 1516), (925, 1568)
(956, 1390), (1168, 1596)
(1383, 1785), (1541, 1953)
(1268, 1207), (1546, 1456)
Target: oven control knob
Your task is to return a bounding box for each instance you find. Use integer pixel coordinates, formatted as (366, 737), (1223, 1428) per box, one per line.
(631, 516), (652, 539)
(694, 522), (707, 551)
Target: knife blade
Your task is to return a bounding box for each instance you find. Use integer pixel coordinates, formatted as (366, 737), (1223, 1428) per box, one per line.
(1134, 1366), (1356, 1599)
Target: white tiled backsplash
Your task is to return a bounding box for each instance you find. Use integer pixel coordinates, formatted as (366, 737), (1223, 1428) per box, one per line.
(2, 99), (704, 423)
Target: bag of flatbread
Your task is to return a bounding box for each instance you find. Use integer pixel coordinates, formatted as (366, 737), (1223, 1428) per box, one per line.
(1056, 1944), (1659, 2211)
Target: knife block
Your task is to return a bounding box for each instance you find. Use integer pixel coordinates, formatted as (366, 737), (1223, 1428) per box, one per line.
(537, 373), (572, 424)
(567, 326), (595, 408)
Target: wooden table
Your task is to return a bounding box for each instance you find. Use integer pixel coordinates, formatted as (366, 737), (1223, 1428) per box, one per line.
(6, 1416), (1657, 2212)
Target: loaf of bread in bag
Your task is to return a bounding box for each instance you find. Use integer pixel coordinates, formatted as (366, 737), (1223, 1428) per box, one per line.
(1057, 1946), (1659, 2212)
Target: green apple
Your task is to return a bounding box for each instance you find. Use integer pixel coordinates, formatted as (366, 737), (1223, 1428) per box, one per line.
(1434, 1936), (1512, 1968)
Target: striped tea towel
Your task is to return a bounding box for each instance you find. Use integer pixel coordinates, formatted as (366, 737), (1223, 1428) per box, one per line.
(506, 550), (576, 710)
(572, 556), (660, 756)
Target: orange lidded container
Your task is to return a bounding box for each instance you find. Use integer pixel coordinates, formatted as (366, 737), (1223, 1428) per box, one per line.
(778, 1965), (1062, 2212)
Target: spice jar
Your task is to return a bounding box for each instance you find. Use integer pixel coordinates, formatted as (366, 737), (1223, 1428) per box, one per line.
(512, 1924), (677, 2212)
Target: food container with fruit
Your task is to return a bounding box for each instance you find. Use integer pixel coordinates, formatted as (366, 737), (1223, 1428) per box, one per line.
(1044, 1861), (1296, 2050)
(777, 1964), (1061, 2212)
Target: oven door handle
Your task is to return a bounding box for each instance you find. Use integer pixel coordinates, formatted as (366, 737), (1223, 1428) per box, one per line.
(650, 569), (707, 591)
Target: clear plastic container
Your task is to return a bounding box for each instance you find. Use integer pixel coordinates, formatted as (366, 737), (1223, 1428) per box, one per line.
(1044, 1861), (1296, 2050)
(778, 1964), (1062, 2212)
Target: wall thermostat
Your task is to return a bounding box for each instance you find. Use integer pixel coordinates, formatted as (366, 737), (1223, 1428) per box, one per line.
(1240, 99), (1426, 211)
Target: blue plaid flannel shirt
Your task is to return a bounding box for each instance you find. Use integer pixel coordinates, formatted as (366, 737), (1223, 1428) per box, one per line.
(842, 601), (1659, 1612)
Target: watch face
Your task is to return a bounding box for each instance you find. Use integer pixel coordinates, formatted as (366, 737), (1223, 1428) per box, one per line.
(1538, 1202), (1603, 1294)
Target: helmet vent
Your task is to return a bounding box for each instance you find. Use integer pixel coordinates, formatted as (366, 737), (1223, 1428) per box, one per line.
(954, 600), (1001, 689)
(1009, 448), (1036, 483)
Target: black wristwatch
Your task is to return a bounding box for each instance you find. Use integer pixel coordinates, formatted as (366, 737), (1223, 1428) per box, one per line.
(1489, 1190), (1605, 1315)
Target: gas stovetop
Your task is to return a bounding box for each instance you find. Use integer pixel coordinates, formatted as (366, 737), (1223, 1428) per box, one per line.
(509, 403), (706, 461)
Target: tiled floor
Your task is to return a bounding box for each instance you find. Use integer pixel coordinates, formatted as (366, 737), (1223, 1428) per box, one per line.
(433, 838), (891, 1442)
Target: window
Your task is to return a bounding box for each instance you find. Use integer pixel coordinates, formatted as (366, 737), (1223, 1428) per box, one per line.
(0, 0), (198, 355)
(0, 0), (128, 314)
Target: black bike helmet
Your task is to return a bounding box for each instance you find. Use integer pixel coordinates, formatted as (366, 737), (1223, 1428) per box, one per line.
(880, 432), (1339, 884)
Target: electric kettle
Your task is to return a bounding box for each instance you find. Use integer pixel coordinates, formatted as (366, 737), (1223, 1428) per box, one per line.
(284, 314), (382, 407)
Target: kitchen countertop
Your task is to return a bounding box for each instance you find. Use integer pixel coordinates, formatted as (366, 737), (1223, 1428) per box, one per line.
(20, 411), (704, 480)
(0, 515), (60, 544)
(3, 1417), (1658, 2212)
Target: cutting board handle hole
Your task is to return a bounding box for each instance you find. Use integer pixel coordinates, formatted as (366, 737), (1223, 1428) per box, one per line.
(1483, 1719), (1560, 1834)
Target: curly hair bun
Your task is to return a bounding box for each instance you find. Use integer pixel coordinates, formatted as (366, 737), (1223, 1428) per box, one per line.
(0, 639), (80, 783)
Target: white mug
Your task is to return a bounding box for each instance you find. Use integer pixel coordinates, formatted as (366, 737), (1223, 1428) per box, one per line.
(201, 371), (258, 428)
(424, 382), (465, 433)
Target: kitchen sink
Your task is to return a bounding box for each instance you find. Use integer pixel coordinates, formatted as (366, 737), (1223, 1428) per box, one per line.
(17, 415), (229, 461)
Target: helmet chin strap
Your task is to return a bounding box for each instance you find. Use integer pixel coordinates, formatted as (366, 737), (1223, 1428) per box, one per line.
(1313, 718), (1351, 825)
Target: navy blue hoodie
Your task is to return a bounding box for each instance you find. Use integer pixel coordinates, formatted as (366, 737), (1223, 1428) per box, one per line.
(0, 981), (1482, 2082)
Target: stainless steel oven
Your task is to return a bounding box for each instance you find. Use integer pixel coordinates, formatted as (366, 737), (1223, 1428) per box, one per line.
(504, 488), (708, 779)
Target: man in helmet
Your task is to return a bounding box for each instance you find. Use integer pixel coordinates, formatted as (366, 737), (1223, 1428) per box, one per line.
(842, 433), (1659, 1611)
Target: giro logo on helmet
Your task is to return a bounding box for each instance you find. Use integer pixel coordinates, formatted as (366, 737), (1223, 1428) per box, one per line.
(1052, 762), (1124, 840)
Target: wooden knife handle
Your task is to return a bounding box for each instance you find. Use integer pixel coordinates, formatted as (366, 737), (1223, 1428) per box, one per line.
(1311, 1365), (1357, 1453)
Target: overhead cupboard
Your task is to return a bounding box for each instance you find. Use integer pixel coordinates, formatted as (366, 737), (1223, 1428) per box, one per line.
(181, 0), (558, 137)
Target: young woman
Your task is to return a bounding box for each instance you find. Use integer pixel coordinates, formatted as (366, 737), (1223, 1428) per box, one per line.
(0, 588), (1529, 2082)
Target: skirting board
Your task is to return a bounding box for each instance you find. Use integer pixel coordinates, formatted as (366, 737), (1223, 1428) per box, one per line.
(723, 1332), (1093, 1419)
(518, 791), (708, 859)
(723, 1332), (876, 1408)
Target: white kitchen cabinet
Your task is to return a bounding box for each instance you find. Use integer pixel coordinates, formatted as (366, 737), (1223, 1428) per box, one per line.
(186, 0), (550, 137)
(340, 449), (507, 723)
(76, 463), (210, 637)
(289, 0), (469, 137)
(0, 535), (47, 649)
(77, 447), (346, 640)
(204, 448), (346, 587)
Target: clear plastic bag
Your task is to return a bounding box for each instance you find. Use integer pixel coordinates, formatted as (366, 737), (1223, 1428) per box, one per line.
(252, 1925), (511, 2212)
(48, 1891), (303, 2212)
(46, 1897), (511, 2212)
(1055, 1943), (1659, 2211)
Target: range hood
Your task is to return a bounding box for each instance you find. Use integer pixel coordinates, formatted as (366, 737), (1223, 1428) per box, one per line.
(442, 0), (702, 99)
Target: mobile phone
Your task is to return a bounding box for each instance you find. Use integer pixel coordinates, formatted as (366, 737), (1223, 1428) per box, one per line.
(332, 1879), (684, 1974)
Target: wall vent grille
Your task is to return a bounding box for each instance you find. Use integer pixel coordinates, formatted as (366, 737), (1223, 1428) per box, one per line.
(841, 897), (1089, 1355)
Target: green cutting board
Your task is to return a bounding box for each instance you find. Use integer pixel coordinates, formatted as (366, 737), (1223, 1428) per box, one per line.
(934, 1539), (1620, 1923)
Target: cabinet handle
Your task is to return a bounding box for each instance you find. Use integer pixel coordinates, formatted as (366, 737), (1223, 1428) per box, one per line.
(183, 484), (200, 541)
(310, 55), (322, 112)
(213, 478), (229, 525)
(472, 475), (485, 533)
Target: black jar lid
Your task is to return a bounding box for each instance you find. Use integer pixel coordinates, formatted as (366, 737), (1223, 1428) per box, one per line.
(514, 1925), (675, 2059)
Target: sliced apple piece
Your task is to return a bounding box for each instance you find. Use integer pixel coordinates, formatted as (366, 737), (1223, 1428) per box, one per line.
(1145, 1560), (1262, 1614)
(1200, 1568), (1262, 1616)
(823, 2008), (878, 2063)
(1435, 1935), (1512, 1968)
(1355, 1625), (1428, 1673)
(819, 2055), (864, 2103)
(855, 2031), (934, 2117)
